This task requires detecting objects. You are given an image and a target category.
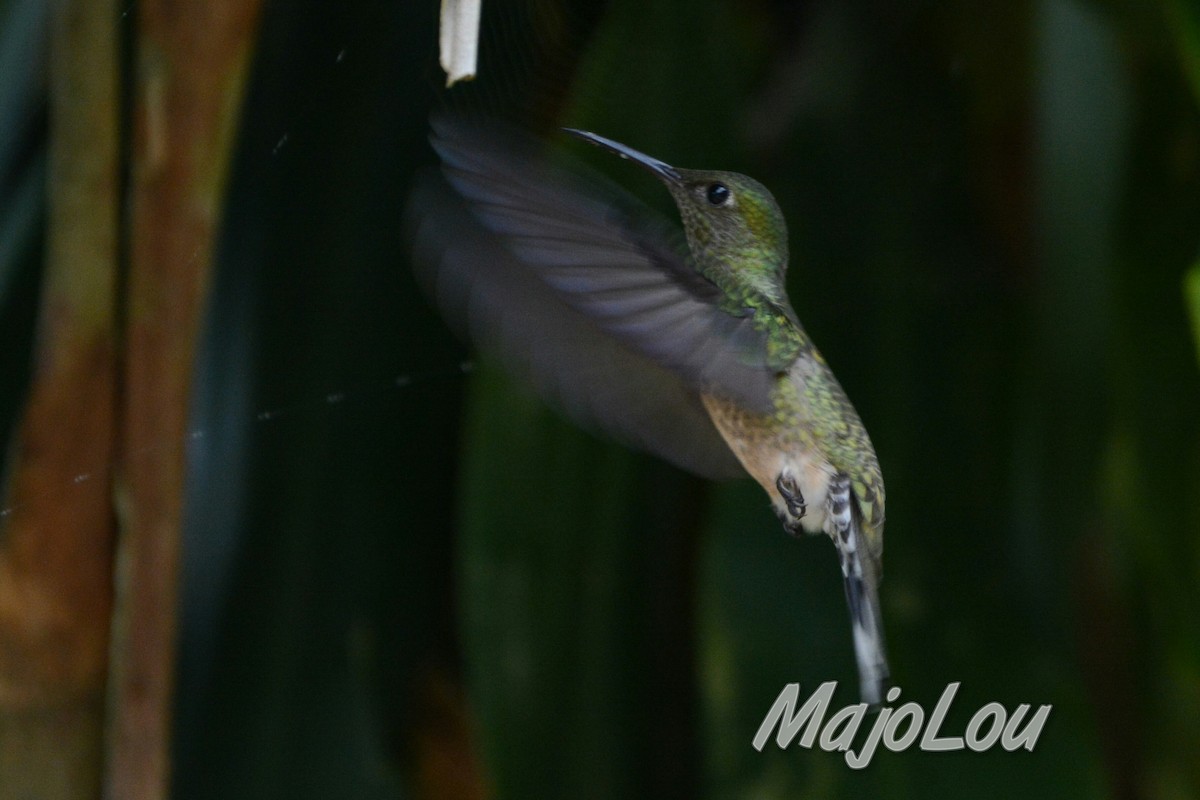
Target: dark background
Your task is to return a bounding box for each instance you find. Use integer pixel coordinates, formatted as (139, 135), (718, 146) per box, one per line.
(1, 0), (1198, 797)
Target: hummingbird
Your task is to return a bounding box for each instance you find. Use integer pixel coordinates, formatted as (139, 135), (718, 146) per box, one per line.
(408, 115), (890, 705)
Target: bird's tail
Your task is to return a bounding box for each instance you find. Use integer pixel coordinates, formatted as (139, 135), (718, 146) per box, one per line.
(833, 511), (890, 707)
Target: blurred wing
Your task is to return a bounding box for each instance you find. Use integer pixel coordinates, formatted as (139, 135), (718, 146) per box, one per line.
(428, 114), (778, 413)
(407, 174), (745, 480)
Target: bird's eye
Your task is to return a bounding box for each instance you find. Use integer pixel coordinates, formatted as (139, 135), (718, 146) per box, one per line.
(706, 183), (731, 206)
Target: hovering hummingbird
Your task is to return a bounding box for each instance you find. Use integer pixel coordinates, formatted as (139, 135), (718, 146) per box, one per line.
(408, 115), (890, 705)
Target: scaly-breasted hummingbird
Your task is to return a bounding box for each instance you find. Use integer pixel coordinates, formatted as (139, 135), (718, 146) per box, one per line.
(409, 116), (890, 705)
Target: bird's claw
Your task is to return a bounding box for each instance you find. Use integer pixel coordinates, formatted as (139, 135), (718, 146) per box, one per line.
(776, 471), (807, 534)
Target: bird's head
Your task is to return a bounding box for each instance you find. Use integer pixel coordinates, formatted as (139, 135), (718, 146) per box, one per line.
(564, 129), (789, 300)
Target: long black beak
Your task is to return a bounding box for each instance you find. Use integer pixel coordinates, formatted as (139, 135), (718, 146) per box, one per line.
(562, 128), (682, 184)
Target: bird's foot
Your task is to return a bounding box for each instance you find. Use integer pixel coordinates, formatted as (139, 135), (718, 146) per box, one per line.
(774, 507), (805, 536)
(775, 470), (807, 535)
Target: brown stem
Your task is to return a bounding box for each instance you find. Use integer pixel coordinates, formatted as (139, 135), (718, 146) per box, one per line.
(0, 1), (120, 797)
(102, 2), (263, 797)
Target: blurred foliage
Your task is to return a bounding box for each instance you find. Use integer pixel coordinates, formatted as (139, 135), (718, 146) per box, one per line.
(1188, 263), (1200, 365)
(0, 0), (1198, 797)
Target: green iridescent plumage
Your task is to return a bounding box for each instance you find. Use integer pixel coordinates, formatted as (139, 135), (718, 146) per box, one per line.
(777, 351), (886, 546)
(663, 163), (885, 559)
(411, 117), (890, 704)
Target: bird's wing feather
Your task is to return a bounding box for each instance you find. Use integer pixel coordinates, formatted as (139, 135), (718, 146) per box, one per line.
(407, 173), (746, 480)
(427, 115), (780, 414)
